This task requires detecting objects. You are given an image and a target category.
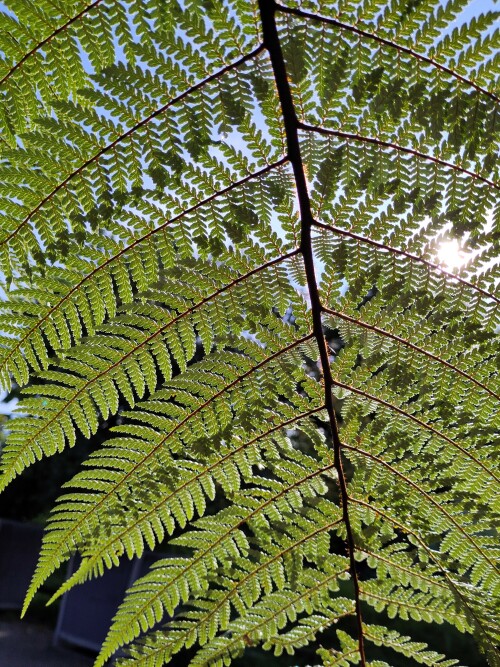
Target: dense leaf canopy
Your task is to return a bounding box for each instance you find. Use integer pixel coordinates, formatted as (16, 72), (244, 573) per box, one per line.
(0, 0), (498, 665)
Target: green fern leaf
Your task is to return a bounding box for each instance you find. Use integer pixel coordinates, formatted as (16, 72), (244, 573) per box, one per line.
(0, 1), (498, 666)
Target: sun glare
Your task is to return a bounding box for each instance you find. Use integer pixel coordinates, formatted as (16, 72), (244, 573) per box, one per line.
(436, 239), (469, 270)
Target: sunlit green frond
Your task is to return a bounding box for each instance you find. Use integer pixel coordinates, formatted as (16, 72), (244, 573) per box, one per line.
(0, 0), (498, 666)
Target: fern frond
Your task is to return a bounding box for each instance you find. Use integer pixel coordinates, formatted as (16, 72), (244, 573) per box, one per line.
(302, 123), (499, 189)
(0, 157), (289, 389)
(323, 307), (499, 401)
(314, 221), (500, 307)
(0, 250), (300, 485)
(350, 498), (499, 657)
(363, 624), (463, 666)
(277, 4), (500, 102)
(22, 333), (315, 611)
(99, 481), (344, 664)
(0, 45), (266, 272)
(0, 1), (498, 666)
(189, 576), (352, 667)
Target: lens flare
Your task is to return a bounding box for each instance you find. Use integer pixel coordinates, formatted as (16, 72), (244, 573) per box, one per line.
(436, 239), (469, 269)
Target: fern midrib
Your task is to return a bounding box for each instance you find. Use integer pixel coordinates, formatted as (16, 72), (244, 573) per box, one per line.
(314, 220), (500, 306)
(275, 4), (500, 104)
(0, 0), (103, 87)
(360, 590), (456, 617)
(357, 549), (449, 591)
(300, 122), (499, 189)
(0, 45), (265, 249)
(3, 249), (299, 483)
(0, 157), (288, 381)
(258, 0), (367, 662)
(325, 647), (360, 666)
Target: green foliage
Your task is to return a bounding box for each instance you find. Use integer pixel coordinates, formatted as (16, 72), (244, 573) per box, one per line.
(0, 0), (498, 666)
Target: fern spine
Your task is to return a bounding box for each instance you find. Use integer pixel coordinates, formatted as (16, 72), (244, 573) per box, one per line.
(258, 0), (367, 661)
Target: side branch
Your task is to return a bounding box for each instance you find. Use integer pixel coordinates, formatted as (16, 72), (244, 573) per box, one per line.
(276, 4), (499, 104)
(0, 44), (265, 249)
(23, 337), (316, 613)
(313, 221), (500, 306)
(101, 515), (345, 667)
(330, 379), (499, 484)
(70, 405), (325, 583)
(40, 334), (314, 608)
(350, 498), (498, 652)
(299, 122), (498, 190)
(2, 249), (300, 488)
(200, 570), (352, 666)
(343, 443), (498, 572)
(323, 306), (499, 401)
(0, 0), (104, 87)
(0, 157), (288, 381)
(258, 0), (366, 663)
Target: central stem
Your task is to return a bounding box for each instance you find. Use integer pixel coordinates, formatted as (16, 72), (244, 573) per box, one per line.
(257, 1), (366, 663)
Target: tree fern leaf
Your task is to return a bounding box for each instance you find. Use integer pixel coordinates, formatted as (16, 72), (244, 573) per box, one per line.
(0, 45), (267, 265)
(0, 158), (288, 391)
(21, 337), (314, 611)
(190, 575), (351, 667)
(0, 1), (499, 665)
(345, 444), (499, 588)
(350, 498), (498, 653)
(364, 623), (462, 666)
(277, 4), (499, 103)
(330, 376), (499, 489)
(323, 308), (499, 401)
(102, 496), (344, 666)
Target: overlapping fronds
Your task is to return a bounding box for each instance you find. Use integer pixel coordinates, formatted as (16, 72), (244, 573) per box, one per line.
(0, 0), (498, 666)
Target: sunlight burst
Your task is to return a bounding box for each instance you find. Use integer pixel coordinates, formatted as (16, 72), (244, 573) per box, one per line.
(436, 239), (469, 269)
